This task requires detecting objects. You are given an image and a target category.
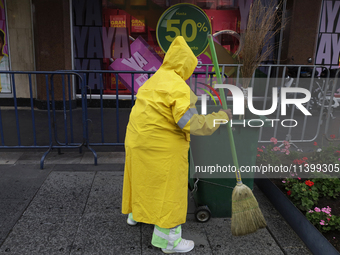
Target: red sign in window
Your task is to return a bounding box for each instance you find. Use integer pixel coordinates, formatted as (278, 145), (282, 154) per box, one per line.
(110, 15), (126, 28)
(131, 16), (145, 33)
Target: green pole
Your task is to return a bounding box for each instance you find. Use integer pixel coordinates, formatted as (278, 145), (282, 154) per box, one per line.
(207, 35), (242, 183)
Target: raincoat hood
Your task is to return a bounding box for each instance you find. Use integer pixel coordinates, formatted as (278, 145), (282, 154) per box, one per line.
(161, 36), (198, 81)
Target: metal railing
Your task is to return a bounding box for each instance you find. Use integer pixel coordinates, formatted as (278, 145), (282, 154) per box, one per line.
(0, 71), (92, 168)
(323, 68), (340, 142)
(0, 65), (338, 168)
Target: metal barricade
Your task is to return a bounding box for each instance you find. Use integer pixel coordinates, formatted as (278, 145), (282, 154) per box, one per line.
(0, 65), (338, 168)
(73, 70), (153, 147)
(76, 65), (336, 148)
(324, 68), (340, 143)
(74, 69), (217, 146)
(0, 71), (89, 168)
(254, 65), (339, 148)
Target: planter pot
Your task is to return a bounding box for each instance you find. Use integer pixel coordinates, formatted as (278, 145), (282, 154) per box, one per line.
(255, 176), (340, 255)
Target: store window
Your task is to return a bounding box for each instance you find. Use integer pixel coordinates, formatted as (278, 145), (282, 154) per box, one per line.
(0, 0), (10, 94)
(72, 0), (270, 95)
(315, 0), (340, 69)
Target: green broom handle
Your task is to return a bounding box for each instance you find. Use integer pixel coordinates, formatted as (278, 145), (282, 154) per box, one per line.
(207, 35), (242, 184)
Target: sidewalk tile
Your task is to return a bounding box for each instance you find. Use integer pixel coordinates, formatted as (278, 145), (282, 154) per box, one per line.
(0, 214), (81, 254)
(0, 152), (23, 164)
(203, 218), (283, 255)
(83, 172), (123, 214)
(266, 218), (312, 254)
(23, 171), (94, 216)
(70, 213), (141, 255)
(0, 200), (30, 244)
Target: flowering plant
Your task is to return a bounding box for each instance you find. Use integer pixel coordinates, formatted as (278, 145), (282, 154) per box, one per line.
(292, 156), (308, 166)
(309, 135), (340, 165)
(311, 177), (340, 199)
(306, 206), (340, 233)
(259, 137), (340, 234)
(305, 180), (314, 187)
(281, 140), (291, 155)
(282, 177), (319, 211)
(256, 137), (291, 165)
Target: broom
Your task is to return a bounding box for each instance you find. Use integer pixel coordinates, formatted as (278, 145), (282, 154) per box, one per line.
(207, 35), (266, 236)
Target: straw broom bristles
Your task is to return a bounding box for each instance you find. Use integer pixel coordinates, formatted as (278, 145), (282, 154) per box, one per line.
(231, 183), (267, 236)
(237, 0), (283, 121)
(238, 0), (283, 89)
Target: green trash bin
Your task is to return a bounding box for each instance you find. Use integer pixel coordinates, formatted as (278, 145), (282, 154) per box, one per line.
(188, 105), (268, 221)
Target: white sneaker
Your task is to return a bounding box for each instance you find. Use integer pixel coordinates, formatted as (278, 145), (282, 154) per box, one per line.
(127, 216), (138, 226)
(161, 239), (194, 254)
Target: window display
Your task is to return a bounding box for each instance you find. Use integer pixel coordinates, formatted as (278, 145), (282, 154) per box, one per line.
(72, 0), (271, 96)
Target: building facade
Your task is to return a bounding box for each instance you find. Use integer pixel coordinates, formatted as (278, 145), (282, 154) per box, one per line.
(1, 0), (336, 105)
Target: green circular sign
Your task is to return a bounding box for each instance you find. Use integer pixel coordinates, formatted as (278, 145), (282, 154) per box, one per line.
(156, 3), (212, 57)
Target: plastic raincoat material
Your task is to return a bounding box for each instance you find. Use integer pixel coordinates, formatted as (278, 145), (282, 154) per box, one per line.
(122, 36), (229, 228)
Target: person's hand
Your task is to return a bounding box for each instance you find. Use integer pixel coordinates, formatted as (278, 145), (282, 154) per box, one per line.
(219, 109), (232, 120)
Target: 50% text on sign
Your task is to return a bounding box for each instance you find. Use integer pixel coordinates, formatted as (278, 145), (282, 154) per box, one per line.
(156, 3), (212, 57)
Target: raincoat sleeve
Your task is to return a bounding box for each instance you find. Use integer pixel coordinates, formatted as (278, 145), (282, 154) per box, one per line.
(174, 89), (229, 136)
(186, 109), (229, 136)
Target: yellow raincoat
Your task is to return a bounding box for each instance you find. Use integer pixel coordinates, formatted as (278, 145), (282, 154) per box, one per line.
(122, 36), (229, 228)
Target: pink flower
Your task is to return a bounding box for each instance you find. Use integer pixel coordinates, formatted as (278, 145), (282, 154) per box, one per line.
(327, 218), (331, 221)
(298, 177), (301, 180)
(261, 146), (265, 149)
(281, 148), (286, 153)
(314, 207), (321, 212)
(282, 180), (286, 183)
(322, 206), (332, 215)
(308, 210), (314, 213)
(270, 137), (278, 145)
(283, 140), (290, 147)
(285, 150), (290, 155)
(320, 220), (325, 225)
(273, 146), (280, 151)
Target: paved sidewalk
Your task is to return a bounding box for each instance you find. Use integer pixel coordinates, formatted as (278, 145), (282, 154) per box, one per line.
(0, 151), (311, 254)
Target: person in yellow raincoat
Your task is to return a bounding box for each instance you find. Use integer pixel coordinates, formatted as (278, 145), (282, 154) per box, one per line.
(122, 36), (231, 254)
